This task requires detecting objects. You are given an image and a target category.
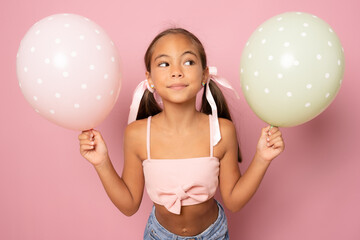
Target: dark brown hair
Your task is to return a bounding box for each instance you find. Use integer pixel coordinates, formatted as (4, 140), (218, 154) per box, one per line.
(137, 28), (241, 162)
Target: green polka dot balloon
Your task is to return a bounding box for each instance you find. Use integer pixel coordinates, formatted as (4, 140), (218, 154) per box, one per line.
(240, 12), (344, 127)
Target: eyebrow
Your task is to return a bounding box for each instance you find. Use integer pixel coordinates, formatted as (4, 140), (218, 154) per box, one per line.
(154, 50), (198, 61)
(154, 54), (169, 61)
(182, 50), (198, 58)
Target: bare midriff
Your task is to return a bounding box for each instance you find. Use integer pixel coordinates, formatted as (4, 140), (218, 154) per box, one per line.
(153, 197), (219, 236)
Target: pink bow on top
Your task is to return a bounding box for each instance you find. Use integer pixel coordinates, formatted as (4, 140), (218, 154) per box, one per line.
(128, 67), (240, 146)
(157, 184), (210, 215)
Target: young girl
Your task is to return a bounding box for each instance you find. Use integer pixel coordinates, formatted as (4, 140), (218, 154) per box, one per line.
(78, 28), (284, 239)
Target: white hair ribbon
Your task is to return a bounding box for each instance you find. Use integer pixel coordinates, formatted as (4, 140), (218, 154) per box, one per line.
(128, 67), (240, 141)
(206, 67), (240, 146)
(128, 80), (154, 124)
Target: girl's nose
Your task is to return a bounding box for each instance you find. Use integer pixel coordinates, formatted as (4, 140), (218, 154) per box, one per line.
(172, 72), (183, 78)
(171, 66), (183, 78)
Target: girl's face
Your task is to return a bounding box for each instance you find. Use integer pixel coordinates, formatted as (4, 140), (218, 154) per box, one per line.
(146, 34), (208, 104)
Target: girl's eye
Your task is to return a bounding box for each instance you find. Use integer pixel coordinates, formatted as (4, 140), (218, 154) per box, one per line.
(158, 62), (169, 67)
(184, 60), (195, 66)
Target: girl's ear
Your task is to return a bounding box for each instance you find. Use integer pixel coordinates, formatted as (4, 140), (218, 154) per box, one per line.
(202, 67), (209, 85)
(146, 71), (154, 86)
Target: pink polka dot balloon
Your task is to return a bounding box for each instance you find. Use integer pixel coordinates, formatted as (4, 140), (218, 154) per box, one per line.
(16, 13), (121, 131)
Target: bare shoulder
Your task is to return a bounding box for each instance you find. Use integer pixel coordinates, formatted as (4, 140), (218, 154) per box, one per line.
(124, 118), (148, 160)
(218, 118), (236, 138)
(125, 118), (147, 139)
(217, 118), (238, 153)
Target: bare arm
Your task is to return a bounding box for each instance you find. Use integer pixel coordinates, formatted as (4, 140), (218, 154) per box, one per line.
(78, 122), (145, 216)
(219, 120), (284, 212)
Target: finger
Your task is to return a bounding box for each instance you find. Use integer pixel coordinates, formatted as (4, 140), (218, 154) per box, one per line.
(266, 131), (281, 144)
(79, 139), (95, 146)
(268, 137), (284, 148)
(268, 126), (279, 136)
(80, 143), (95, 151)
(262, 126), (272, 138)
(91, 129), (100, 137)
(79, 134), (90, 140)
(79, 131), (93, 140)
(79, 130), (95, 140)
(91, 129), (104, 141)
(271, 140), (285, 150)
(268, 131), (282, 141)
(83, 130), (93, 136)
(86, 129), (95, 139)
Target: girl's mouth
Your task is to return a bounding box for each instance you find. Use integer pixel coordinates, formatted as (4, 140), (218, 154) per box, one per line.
(168, 84), (188, 90)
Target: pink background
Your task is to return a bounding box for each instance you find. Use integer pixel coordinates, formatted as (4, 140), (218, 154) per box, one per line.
(1, 0), (359, 239)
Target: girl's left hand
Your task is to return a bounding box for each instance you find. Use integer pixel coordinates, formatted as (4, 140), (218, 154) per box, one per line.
(256, 126), (285, 162)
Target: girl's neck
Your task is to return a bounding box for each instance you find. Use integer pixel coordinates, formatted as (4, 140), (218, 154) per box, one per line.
(158, 98), (200, 133)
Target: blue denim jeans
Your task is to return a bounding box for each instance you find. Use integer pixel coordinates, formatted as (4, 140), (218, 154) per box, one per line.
(143, 200), (229, 240)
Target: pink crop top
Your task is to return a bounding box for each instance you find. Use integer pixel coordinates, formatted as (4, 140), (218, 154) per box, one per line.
(142, 115), (220, 215)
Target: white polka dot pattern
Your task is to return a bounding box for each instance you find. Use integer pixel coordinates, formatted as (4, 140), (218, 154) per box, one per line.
(240, 12), (345, 127)
(16, 13), (122, 130)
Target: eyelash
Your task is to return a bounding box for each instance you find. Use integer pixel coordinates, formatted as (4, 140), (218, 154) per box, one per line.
(158, 62), (169, 67)
(158, 60), (195, 67)
(184, 60), (195, 66)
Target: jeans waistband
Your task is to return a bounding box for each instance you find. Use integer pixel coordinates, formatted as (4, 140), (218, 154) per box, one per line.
(146, 200), (228, 240)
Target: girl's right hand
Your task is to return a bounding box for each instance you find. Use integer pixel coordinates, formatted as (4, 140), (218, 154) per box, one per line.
(78, 129), (109, 167)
